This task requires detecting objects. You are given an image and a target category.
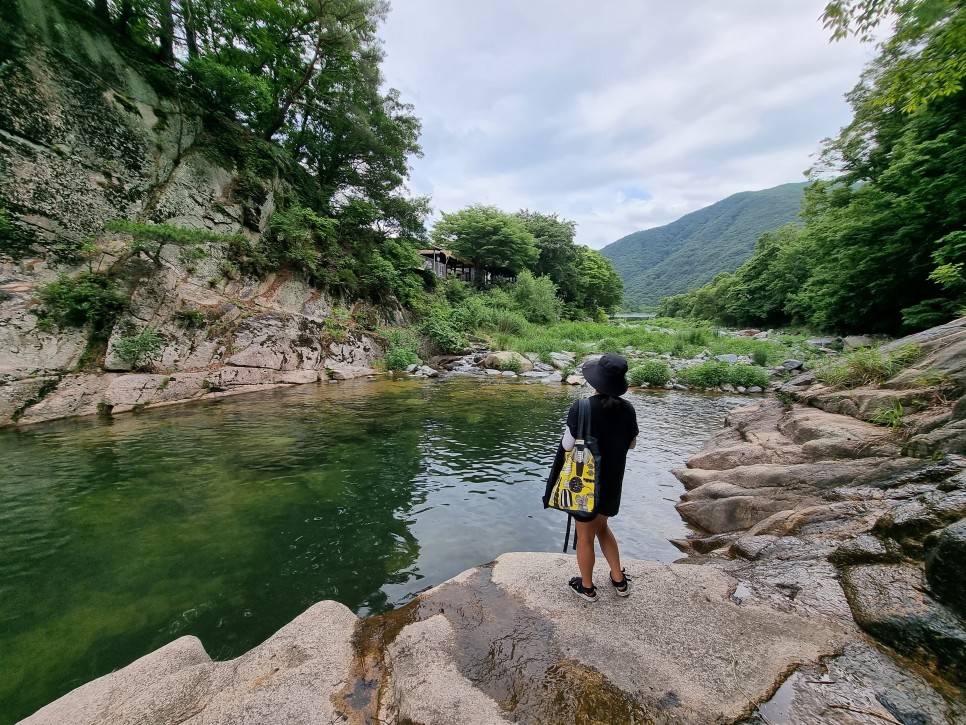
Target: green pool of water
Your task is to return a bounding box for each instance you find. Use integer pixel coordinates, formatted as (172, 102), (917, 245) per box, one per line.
(0, 376), (745, 722)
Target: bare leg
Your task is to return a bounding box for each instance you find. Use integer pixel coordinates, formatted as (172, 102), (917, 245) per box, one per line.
(595, 516), (624, 582)
(574, 517), (597, 588)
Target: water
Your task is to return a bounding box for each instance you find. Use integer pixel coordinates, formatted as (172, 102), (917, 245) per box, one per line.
(0, 376), (745, 722)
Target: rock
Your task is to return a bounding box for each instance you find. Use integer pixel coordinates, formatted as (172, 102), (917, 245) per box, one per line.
(731, 535), (779, 560)
(485, 369), (502, 376)
(501, 370), (516, 377)
(782, 359), (804, 371)
(829, 534), (903, 567)
(669, 533), (740, 555)
(843, 335), (879, 350)
(543, 373), (563, 383)
(714, 354), (739, 363)
(21, 601), (358, 725)
(520, 371), (549, 378)
(405, 364), (418, 373)
(416, 365), (439, 378)
(841, 565), (966, 682)
(565, 374), (584, 385)
(806, 336), (839, 347)
(747, 386), (763, 393)
(16, 374), (117, 425)
(720, 383), (736, 392)
(925, 518), (966, 617)
(482, 351), (533, 373)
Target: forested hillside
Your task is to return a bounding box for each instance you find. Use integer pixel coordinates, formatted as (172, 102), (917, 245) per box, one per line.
(601, 182), (805, 307)
(664, 0), (966, 335)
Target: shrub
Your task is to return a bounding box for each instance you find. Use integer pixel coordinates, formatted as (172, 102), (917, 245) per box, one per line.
(726, 364), (771, 389)
(676, 361), (769, 389)
(497, 356), (523, 373)
(113, 329), (166, 369)
(37, 272), (127, 331)
(511, 270), (562, 324)
(420, 312), (468, 353)
(451, 296), (494, 332)
(815, 344), (921, 389)
(174, 309), (206, 328)
(385, 346), (420, 371)
(628, 361), (671, 387)
(489, 309), (528, 336)
(595, 337), (623, 353)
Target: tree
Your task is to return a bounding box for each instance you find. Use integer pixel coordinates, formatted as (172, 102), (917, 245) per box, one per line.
(514, 210), (580, 303)
(432, 205), (539, 279)
(823, 0), (966, 112)
(572, 246), (623, 317)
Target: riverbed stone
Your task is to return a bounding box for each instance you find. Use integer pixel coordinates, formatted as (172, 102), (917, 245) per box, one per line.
(482, 351), (533, 373)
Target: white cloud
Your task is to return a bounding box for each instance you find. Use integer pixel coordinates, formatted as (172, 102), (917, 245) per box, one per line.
(378, 0), (876, 248)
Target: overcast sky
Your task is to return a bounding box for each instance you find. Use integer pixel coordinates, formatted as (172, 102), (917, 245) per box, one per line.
(377, 1), (878, 250)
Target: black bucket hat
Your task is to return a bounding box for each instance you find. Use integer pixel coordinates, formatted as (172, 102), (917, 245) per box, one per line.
(582, 353), (629, 397)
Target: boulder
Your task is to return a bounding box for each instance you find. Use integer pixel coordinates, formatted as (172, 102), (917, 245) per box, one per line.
(22, 601), (358, 725)
(925, 518), (966, 618)
(841, 565), (966, 683)
(482, 351), (533, 373)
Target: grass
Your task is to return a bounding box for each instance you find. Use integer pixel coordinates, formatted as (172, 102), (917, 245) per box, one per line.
(814, 344), (921, 389)
(485, 319), (810, 366)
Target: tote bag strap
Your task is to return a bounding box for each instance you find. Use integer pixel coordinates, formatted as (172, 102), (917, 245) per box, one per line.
(577, 397), (591, 440)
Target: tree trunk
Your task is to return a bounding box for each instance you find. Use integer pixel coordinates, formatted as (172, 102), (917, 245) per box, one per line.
(158, 0), (176, 66)
(180, 0), (199, 59)
(117, 0), (134, 34)
(93, 0), (110, 21)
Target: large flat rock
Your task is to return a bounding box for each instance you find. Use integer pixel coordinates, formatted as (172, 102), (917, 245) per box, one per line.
(380, 552), (845, 725)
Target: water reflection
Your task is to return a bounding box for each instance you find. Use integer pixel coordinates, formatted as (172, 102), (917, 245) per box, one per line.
(0, 377), (744, 723)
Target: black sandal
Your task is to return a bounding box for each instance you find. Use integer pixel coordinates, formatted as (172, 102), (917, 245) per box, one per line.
(569, 576), (598, 603)
(610, 568), (630, 597)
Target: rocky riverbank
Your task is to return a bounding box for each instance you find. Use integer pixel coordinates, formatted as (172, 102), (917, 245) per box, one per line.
(21, 321), (966, 724)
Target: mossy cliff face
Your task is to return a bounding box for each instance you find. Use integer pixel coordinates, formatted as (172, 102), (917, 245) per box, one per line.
(0, 0), (383, 427)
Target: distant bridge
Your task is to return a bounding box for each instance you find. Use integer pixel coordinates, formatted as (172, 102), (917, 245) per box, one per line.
(609, 312), (657, 319)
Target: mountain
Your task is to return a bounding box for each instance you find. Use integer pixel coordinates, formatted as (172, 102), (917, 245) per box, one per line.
(600, 182), (807, 306)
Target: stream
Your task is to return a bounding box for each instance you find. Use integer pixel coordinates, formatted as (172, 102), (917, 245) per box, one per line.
(0, 376), (746, 722)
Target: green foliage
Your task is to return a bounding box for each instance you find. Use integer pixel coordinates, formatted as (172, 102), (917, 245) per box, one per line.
(496, 356), (523, 373)
(869, 399), (906, 431)
(823, 0), (966, 112)
(105, 220), (244, 266)
(628, 360), (671, 386)
(488, 309), (528, 336)
(676, 362), (770, 389)
(37, 272), (126, 331)
(815, 344), (921, 388)
(417, 308), (468, 354)
(572, 246), (623, 317)
(173, 308), (205, 328)
(432, 205), (538, 277)
(510, 270), (562, 324)
(113, 328), (166, 370)
(380, 327), (420, 371)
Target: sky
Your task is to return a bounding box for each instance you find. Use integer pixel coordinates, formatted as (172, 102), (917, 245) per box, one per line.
(377, 1), (878, 250)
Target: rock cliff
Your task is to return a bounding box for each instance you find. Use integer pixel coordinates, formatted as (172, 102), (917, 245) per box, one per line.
(0, 1), (384, 428)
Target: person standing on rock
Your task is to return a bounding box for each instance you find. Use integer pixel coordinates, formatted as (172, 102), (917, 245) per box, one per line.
(545, 353), (639, 602)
